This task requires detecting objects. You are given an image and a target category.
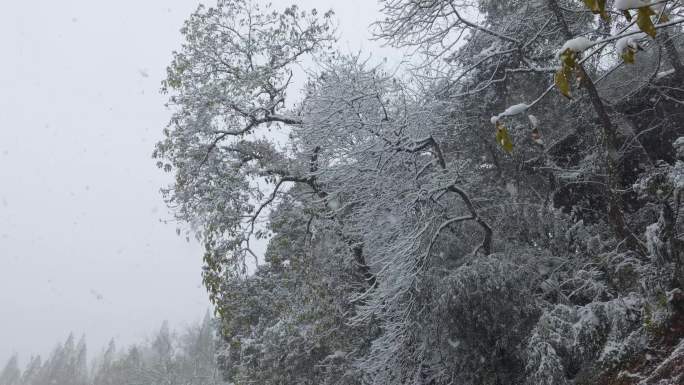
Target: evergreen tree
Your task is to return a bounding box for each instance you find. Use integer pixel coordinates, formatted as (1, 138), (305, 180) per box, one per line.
(0, 355), (21, 385)
(19, 356), (42, 385)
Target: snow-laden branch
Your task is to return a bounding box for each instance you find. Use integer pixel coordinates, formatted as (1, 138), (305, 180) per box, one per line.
(447, 2), (521, 45)
(491, 16), (684, 121)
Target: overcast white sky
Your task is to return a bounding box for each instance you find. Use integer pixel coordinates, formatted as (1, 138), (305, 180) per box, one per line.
(0, 0), (399, 367)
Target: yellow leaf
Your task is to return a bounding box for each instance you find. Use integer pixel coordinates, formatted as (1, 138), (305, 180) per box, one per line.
(582, 0), (598, 12)
(495, 122), (514, 154)
(555, 68), (572, 99)
(596, 0), (605, 12)
(621, 48), (636, 64)
(636, 6), (657, 38)
(597, 0), (609, 20)
(559, 49), (577, 69)
(583, 0), (608, 20)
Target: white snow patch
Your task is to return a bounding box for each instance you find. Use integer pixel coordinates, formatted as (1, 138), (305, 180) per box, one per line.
(673, 136), (684, 149)
(559, 36), (593, 56)
(615, 32), (646, 54)
(327, 197), (341, 210)
(671, 162), (684, 189)
(501, 103), (529, 116)
(600, 339), (625, 362)
(505, 181), (518, 197)
(645, 222), (663, 256)
(656, 68), (675, 79)
(447, 338), (461, 349)
(614, 0), (651, 10)
(386, 214), (399, 226)
(324, 351), (347, 361)
(528, 114), (539, 128)
(577, 307), (600, 327)
(491, 103), (529, 123)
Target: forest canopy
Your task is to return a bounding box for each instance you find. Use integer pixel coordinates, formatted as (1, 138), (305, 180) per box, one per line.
(153, 0), (684, 384)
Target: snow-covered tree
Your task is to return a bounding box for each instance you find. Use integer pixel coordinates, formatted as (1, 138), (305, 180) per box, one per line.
(157, 0), (684, 384)
(5, 318), (226, 385)
(0, 355), (21, 385)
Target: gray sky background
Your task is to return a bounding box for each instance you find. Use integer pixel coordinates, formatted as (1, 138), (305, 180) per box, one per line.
(0, 0), (398, 367)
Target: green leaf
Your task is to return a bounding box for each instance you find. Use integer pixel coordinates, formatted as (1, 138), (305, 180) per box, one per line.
(636, 6), (657, 38)
(495, 123), (514, 153)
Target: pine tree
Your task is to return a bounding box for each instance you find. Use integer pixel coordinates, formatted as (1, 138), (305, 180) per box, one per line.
(0, 355), (21, 385)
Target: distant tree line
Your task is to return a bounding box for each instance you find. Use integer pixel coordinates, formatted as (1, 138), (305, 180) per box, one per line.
(0, 313), (225, 385)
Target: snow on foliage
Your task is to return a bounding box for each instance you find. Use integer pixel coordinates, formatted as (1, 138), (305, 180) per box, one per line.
(616, 33), (647, 55)
(1, 316), (224, 385)
(491, 103), (529, 123)
(559, 36), (593, 55)
(156, 0), (684, 384)
(615, 0), (653, 10)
